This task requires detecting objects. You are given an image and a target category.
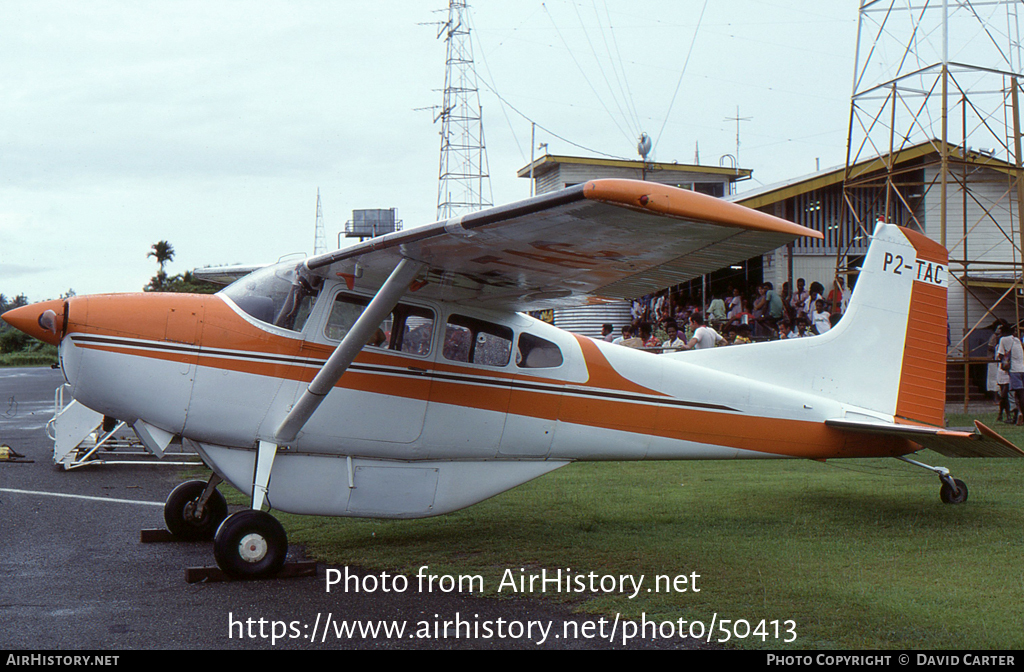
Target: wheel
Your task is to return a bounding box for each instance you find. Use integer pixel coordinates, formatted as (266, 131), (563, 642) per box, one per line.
(213, 510), (288, 579)
(940, 478), (968, 504)
(164, 480), (228, 540)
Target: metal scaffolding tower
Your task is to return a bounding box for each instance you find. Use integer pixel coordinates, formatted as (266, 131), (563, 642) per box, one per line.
(435, 0), (492, 221)
(842, 0), (1024, 407)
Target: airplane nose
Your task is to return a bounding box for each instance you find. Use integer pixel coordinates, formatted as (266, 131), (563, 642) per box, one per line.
(1, 299), (66, 346)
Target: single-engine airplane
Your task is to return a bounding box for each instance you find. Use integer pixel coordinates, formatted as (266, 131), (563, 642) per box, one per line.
(4, 179), (1022, 578)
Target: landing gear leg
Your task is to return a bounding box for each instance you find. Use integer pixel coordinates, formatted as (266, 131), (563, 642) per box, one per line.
(212, 440), (288, 579)
(897, 455), (969, 505)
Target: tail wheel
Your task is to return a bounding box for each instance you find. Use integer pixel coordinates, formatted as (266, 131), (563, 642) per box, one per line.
(214, 510), (288, 579)
(940, 478), (968, 505)
(164, 480), (228, 540)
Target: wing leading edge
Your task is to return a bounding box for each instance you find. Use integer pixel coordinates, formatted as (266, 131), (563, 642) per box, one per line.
(305, 179), (822, 312)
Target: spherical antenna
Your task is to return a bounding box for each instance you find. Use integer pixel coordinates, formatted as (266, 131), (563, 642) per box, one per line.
(637, 133), (652, 161)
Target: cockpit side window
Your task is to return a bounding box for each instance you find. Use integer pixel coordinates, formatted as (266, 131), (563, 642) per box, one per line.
(325, 293), (435, 356)
(221, 264), (322, 332)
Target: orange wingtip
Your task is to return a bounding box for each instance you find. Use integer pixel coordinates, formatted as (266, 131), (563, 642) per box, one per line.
(582, 179), (822, 239)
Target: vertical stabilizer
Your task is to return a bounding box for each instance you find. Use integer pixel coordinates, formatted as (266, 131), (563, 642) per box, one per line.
(669, 222), (949, 425)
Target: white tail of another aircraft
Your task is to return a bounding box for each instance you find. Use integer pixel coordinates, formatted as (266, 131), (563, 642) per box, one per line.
(668, 222), (948, 426)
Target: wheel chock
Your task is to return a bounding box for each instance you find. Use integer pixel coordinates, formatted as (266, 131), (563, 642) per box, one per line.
(185, 561), (317, 584)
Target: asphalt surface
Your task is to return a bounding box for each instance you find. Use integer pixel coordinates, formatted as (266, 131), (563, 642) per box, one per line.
(0, 367), (704, 651)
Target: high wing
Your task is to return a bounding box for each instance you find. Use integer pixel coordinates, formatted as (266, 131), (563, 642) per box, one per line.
(305, 179), (822, 311)
(193, 264), (267, 286)
(826, 418), (1024, 458)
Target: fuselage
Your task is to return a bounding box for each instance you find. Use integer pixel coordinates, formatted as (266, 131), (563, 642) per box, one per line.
(43, 273), (908, 465)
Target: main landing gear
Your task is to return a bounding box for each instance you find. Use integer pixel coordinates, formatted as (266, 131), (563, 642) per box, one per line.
(897, 456), (968, 505)
(213, 510), (288, 579)
(162, 446), (290, 580)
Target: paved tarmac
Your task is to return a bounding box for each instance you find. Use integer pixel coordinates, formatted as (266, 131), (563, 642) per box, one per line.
(0, 367), (700, 651)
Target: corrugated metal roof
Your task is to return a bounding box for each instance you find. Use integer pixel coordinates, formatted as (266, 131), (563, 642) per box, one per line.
(731, 139), (1015, 210)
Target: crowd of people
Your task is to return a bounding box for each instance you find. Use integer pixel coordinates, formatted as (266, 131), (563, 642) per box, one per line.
(601, 276), (852, 353)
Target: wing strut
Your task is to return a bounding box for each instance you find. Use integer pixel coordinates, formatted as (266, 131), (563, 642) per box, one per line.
(275, 258), (424, 444)
(248, 258), (424, 511)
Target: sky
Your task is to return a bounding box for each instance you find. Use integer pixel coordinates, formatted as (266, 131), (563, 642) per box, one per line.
(0, 1), (861, 302)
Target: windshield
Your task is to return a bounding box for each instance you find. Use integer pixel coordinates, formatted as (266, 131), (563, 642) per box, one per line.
(221, 263), (322, 332)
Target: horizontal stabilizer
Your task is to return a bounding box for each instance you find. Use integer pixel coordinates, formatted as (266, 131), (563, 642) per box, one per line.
(826, 418), (1024, 458)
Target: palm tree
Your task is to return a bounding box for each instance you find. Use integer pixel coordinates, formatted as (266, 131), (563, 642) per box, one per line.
(148, 241), (175, 274)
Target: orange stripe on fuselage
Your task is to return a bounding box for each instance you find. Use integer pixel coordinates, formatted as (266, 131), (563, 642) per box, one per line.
(68, 293), (912, 459)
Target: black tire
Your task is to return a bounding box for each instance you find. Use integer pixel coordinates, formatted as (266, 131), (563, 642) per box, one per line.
(164, 480), (228, 540)
(940, 478), (969, 505)
(213, 510), (288, 579)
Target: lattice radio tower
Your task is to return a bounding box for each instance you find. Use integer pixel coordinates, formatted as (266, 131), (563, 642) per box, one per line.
(313, 188), (327, 255)
(435, 0), (493, 221)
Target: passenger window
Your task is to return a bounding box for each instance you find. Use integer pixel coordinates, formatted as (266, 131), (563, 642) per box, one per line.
(394, 305), (435, 356)
(517, 333), (563, 368)
(443, 314), (513, 367)
(324, 293), (434, 356)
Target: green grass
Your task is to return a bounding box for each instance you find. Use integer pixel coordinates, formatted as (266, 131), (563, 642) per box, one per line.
(0, 344), (58, 367)
(206, 414), (1024, 649)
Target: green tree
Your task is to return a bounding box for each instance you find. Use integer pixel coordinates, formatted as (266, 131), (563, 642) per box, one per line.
(147, 240), (175, 290)
(145, 270), (217, 294)
(148, 240), (175, 272)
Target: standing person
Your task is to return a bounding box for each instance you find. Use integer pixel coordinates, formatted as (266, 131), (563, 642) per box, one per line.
(707, 293), (727, 328)
(828, 279), (848, 317)
(752, 284), (771, 338)
(996, 325), (1024, 424)
(727, 288), (743, 321)
(802, 281), (825, 318)
(601, 324), (615, 343)
(992, 324), (1011, 422)
(987, 322), (1005, 402)
(792, 278), (809, 319)
(810, 299), (832, 335)
(680, 313), (726, 350)
(757, 282), (785, 338)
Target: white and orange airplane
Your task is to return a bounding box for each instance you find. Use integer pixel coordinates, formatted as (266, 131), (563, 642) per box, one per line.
(4, 179), (1022, 579)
